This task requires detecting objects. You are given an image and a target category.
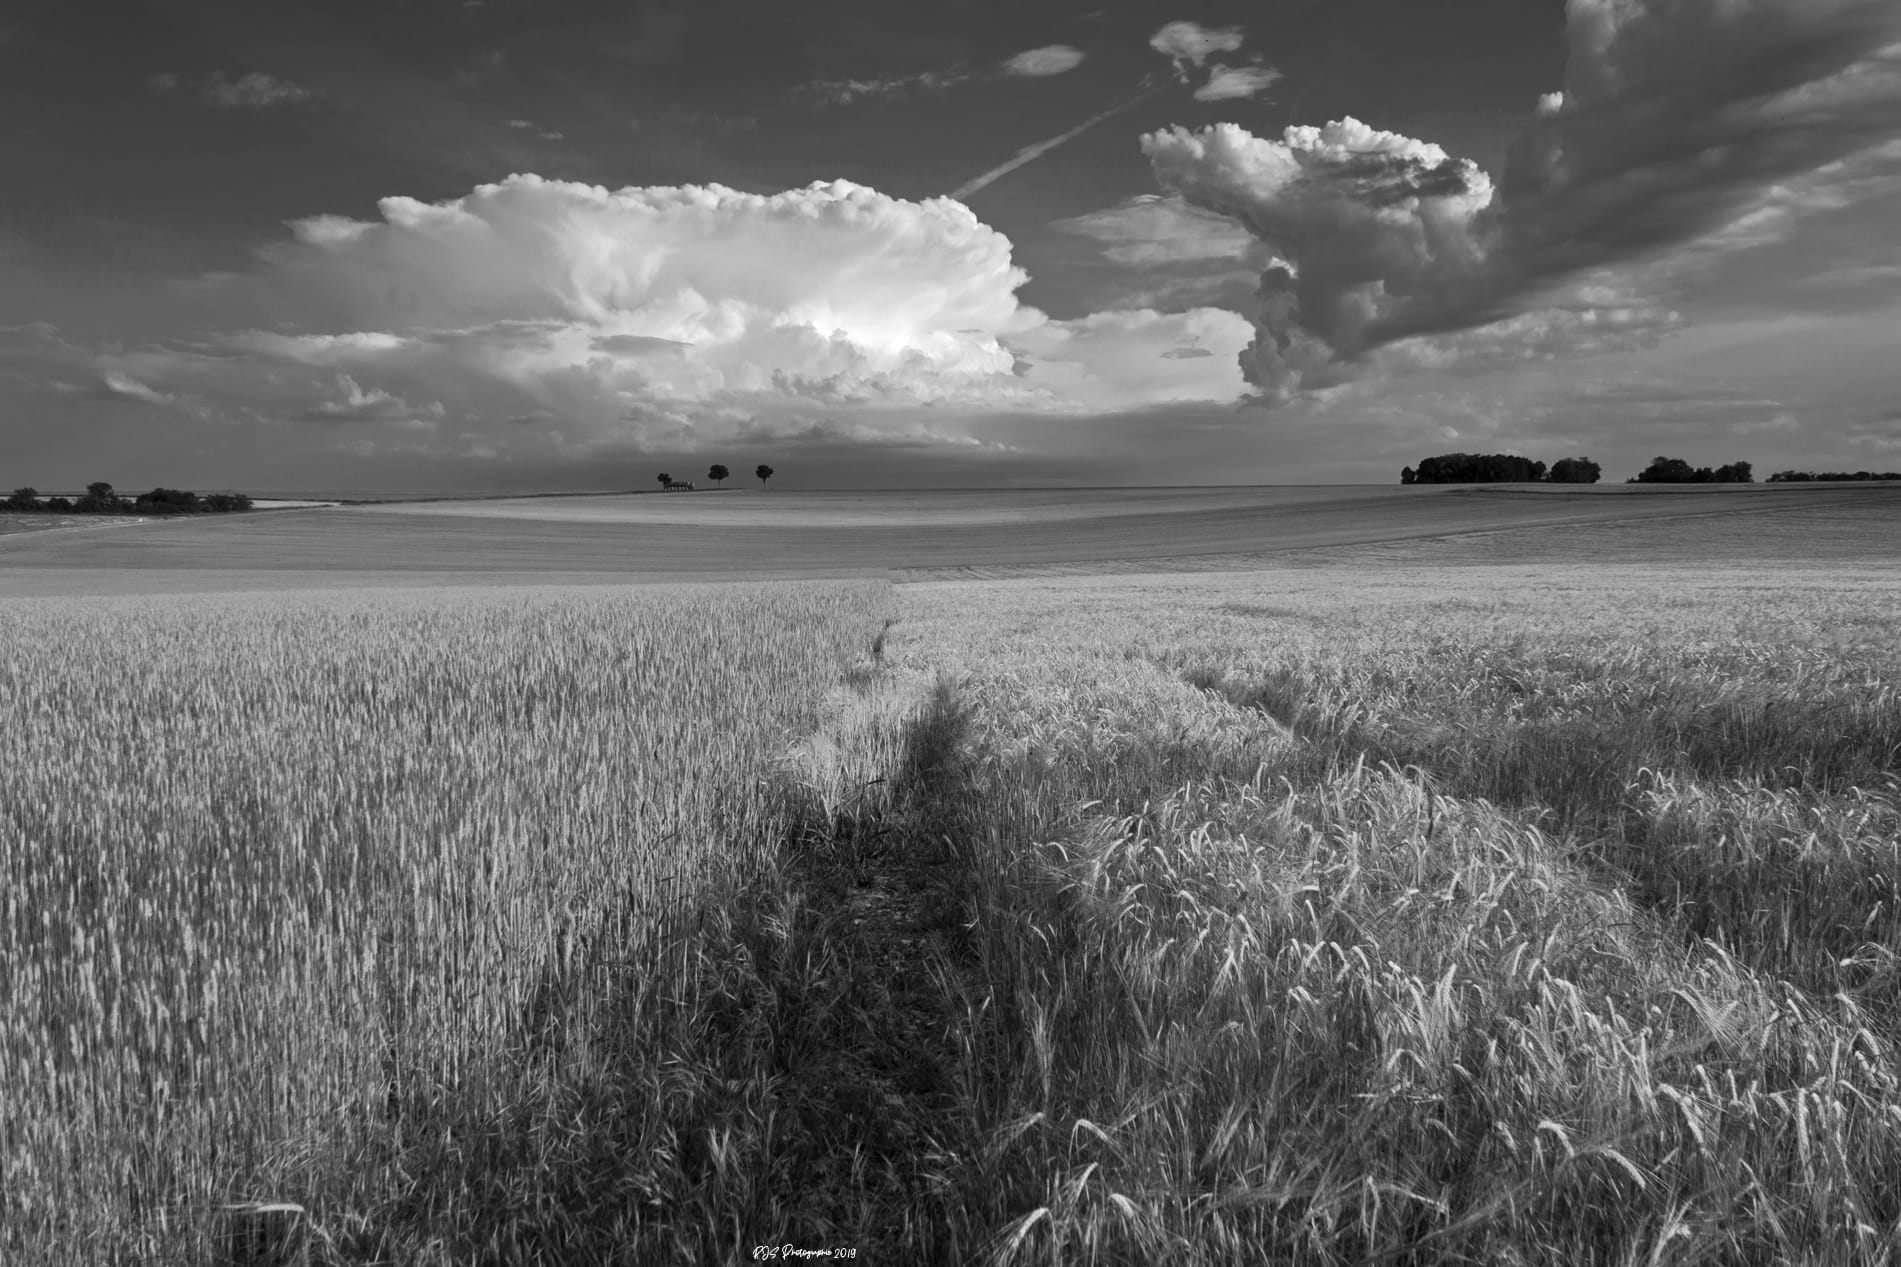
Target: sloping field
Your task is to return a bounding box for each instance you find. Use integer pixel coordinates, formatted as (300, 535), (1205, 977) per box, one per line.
(0, 514), (155, 538)
(0, 484), (1895, 596)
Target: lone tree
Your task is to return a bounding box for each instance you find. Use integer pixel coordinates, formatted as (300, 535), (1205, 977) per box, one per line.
(708, 463), (729, 488)
(756, 464), (774, 488)
(656, 472), (671, 488)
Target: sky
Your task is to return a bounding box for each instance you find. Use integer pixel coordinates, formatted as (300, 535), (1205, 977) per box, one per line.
(2, 0), (1899, 492)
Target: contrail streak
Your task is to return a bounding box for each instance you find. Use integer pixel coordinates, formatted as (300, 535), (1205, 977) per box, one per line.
(949, 83), (1164, 201)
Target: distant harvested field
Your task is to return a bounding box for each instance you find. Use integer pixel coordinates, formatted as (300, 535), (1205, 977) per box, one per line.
(2, 484), (1896, 596)
(0, 513), (153, 537)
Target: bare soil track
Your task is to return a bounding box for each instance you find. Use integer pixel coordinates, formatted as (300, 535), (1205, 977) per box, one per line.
(1, 485), (1895, 596)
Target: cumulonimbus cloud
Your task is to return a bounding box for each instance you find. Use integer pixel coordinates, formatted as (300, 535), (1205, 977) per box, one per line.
(1142, 0), (1901, 404)
(100, 175), (1243, 453)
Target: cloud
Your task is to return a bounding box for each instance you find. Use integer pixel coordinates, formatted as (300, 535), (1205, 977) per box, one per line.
(1194, 63), (1282, 102)
(1003, 307), (1252, 410)
(299, 374), (444, 425)
(100, 371), (174, 405)
(1003, 45), (1085, 77)
(149, 70), (316, 108)
(86, 176), (1271, 459)
(202, 71), (316, 108)
(89, 175), (1262, 456)
(1053, 195), (1257, 267)
(1149, 21), (1243, 82)
(1050, 193), (1264, 310)
(802, 69), (970, 106)
(1143, 117), (1496, 402)
(950, 84), (1163, 199)
(1141, 0), (1901, 405)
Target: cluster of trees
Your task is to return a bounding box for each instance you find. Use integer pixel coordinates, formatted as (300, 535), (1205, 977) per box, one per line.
(4, 482), (253, 514)
(1767, 469), (1901, 482)
(1401, 453), (1602, 484)
(1626, 456), (1753, 484)
(656, 464), (775, 491)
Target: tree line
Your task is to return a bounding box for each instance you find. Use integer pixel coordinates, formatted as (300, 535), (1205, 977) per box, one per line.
(5, 482), (253, 514)
(1766, 469), (1901, 482)
(1625, 456), (1753, 484)
(655, 464), (775, 491)
(1400, 453), (1775, 485)
(1402, 454), (1602, 484)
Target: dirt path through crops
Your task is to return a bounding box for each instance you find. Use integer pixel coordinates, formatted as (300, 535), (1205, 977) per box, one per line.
(763, 672), (980, 1258)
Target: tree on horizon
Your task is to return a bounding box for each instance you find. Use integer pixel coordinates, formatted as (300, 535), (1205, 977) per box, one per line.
(656, 472), (671, 488)
(708, 464), (729, 488)
(756, 464), (774, 488)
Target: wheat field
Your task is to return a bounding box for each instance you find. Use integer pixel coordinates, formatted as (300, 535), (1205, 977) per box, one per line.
(8, 543), (1901, 1262)
(878, 562), (1901, 1263)
(0, 580), (888, 1263)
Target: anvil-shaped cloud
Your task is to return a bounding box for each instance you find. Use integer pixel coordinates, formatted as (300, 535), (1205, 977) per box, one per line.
(116, 177), (1247, 456)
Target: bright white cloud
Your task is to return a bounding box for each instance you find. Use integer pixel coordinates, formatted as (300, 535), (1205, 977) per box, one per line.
(1149, 21), (1244, 82)
(1004, 45), (1085, 77)
(105, 175), (1246, 456)
(1194, 63), (1282, 102)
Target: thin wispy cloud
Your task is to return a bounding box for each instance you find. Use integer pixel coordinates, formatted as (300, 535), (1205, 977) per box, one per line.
(949, 84), (1164, 200)
(203, 71), (315, 108)
(148, 70), (317, 108)
(801, 69), (970, 106)
(100, 371), (174, 406)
